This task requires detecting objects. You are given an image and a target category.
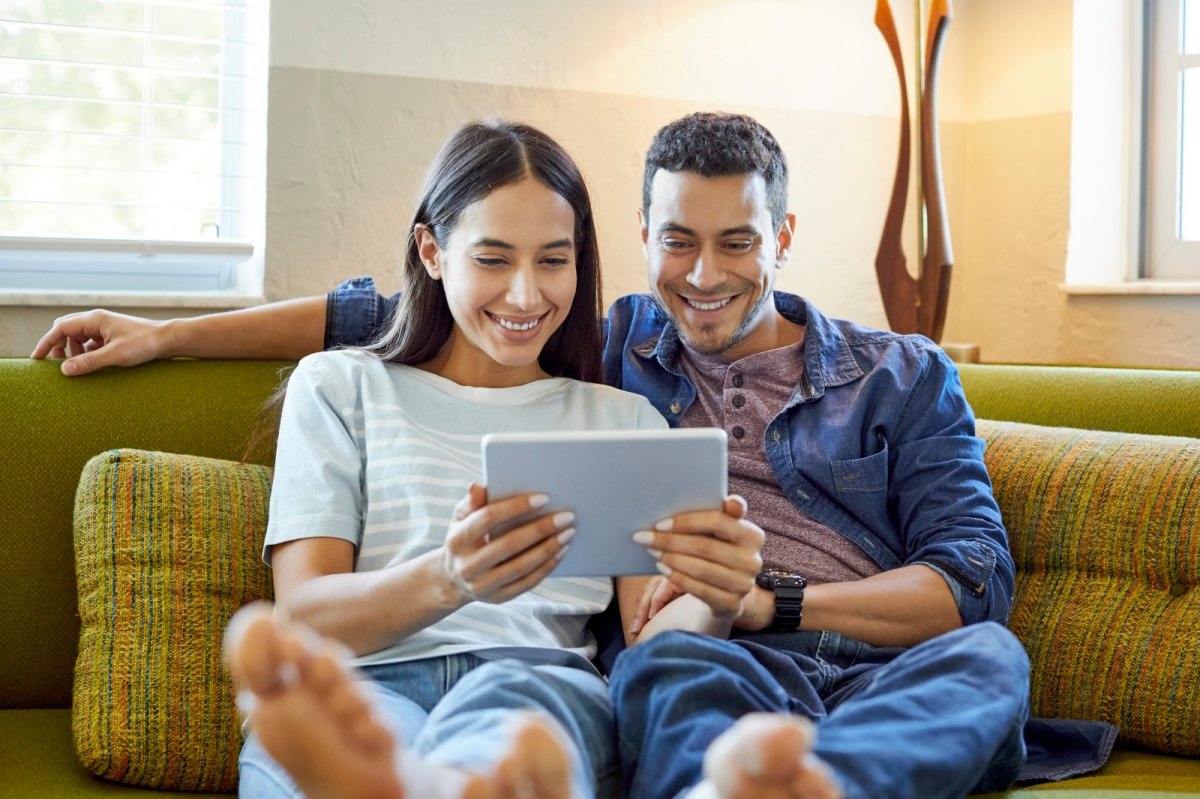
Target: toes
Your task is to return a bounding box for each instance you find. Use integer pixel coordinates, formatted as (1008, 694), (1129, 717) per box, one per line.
(224, 602), (287, 695)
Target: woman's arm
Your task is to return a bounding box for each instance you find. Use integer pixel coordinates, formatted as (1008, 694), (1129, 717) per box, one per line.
(617, 495), (764, 646)
(270, 484), (575, 656)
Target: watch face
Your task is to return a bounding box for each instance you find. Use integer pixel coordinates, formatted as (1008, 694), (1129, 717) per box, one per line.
(758, 569), (807, 589)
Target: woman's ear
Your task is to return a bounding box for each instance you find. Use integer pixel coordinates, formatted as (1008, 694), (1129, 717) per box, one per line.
(414, 224), (442, 279)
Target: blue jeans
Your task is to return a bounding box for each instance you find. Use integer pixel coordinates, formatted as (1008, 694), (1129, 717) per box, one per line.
(610, 623), (1030, 799)
(239, 652), (619, 799)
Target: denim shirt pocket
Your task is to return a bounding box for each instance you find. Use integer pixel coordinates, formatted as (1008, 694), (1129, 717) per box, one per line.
(831, 439), (889, 498)
(829, 440), (891, 532)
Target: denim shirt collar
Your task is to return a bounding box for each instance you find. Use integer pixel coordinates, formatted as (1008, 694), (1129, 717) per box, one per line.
(630, 292), (865, 401)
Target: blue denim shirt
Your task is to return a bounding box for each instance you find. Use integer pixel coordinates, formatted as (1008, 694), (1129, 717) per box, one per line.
(600, 291), (1014, 627)
(326, 277), (1014, 627)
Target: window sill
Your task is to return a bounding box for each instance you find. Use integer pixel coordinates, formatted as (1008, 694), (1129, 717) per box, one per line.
(1060, 281), (1200, 296)
(0, 290), (265, 309)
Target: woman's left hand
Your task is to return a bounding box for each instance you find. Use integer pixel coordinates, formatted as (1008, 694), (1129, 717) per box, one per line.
(632, 495), (764, 624)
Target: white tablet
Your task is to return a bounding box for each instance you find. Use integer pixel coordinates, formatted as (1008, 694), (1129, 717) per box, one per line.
(481, 428), (728, 578)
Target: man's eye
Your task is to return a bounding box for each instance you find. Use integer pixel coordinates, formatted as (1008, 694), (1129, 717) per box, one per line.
(724, 240), (754, 251)
(661, 239), (692, 250)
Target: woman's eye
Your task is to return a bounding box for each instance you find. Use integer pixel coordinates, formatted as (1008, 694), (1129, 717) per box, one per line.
(475, 257), (507, 267)
(542, 257), (571, 268)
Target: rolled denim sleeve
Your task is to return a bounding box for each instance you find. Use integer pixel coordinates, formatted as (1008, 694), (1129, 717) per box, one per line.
(890, 347), (1016, 626)
(323, 276), (399, 349)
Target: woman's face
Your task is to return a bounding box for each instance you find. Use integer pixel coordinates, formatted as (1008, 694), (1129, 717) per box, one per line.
(416, 176), (579, 388)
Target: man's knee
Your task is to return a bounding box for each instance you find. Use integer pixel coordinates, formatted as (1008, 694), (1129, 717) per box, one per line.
(951, 622), (1031, 686)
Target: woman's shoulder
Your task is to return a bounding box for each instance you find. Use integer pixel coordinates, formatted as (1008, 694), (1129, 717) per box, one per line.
(556, 379), (666, 428)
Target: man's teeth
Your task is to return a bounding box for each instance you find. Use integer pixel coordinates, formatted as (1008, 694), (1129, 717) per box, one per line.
(688, 297), (732, 311)
(496, 316), (540, 331)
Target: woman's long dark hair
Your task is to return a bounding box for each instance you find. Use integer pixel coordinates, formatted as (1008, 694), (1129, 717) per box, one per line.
(364, 119), (603, 382)
(244, 120), (603, 463)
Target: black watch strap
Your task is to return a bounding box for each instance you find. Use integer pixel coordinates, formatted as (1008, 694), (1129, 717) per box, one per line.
(756, 570), (806, 632)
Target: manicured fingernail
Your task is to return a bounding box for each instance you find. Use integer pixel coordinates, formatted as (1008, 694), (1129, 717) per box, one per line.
(654, 518), (673, 531)
(655, 561), (672, 576)
(648, 548), (662, 559)
(632, 531), (654, 545)
(62, 361), (78, 376)
(555, 544), (571, 560)
(557, 528), (576, 545)
(552, 511), (575, 528)
(529, 494), (550, 509)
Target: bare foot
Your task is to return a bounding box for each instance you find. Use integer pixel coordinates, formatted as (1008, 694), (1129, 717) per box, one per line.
(224, 602), (405, 799)
(465, 713), (575, 799)
(696, 713), (842, 799)
(224, 603), (577, 799)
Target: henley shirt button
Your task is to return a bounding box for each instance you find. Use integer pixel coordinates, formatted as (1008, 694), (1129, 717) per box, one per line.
(732, 426), (746, 439)
(669, 402), (682, 415)
(731, 394), (746, 408)
(732, 374), (744, 388)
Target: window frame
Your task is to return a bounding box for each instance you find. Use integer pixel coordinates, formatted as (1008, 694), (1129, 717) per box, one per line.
(1145, 0), (1200, 279)
(0, 1), (267, 304)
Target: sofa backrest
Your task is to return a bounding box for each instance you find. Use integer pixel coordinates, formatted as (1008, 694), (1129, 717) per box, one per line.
(0, 358), (289, 709)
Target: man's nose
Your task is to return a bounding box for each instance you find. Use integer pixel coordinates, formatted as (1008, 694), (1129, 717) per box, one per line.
(686, 247), (724, 291)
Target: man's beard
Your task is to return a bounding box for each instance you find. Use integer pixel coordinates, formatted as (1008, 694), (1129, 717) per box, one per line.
(671, 288), (772, 357)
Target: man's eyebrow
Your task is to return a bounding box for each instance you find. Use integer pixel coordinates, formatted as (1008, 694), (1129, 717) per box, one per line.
(470, 238), (573, 250)
(655, 223), (761, 238)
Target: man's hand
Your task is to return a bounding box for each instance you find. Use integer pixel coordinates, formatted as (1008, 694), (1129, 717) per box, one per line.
(31, 310), (168, 376)
(631, 495), (764, 628)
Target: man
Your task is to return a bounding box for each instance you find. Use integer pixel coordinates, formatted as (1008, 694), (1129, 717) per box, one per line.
(34, 113), (1032, 799)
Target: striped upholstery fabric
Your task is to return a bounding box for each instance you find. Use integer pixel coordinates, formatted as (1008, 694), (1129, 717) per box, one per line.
(72, 449), (274, 791)
(977, 420), (1200, 757)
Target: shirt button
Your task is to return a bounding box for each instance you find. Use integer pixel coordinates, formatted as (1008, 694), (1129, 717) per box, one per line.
(669, 402), (682, 415)
(732, 374), (744, 388)
(732, 426), (745, 439)
(731, 394), (746, 409)
(771, 429), (782, 443)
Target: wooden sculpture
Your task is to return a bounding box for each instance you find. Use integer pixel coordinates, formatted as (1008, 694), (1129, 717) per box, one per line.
(874, 0), (954, 342)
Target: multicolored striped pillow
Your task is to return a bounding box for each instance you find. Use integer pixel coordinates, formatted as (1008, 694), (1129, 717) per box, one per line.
(978, 419), (1200, 756)
(72, 449), (274, 791)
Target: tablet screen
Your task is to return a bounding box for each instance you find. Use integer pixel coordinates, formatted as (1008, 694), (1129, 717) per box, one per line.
(481, 428), (728, 577)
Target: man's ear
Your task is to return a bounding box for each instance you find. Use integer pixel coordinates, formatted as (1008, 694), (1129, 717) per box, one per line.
(775, 212), (797, 268)
(414, 224), (442, 279)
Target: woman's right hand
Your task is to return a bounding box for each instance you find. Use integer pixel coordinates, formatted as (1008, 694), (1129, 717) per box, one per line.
(439, 483), (575, 606)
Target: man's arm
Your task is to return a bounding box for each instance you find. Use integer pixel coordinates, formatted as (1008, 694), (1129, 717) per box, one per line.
(31, 298), (327, 376)
(31, 275), (399, 376)
(735, 564), (961, 648)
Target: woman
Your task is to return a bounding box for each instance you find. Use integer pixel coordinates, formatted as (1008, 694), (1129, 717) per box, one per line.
(227, 120), (764, 799)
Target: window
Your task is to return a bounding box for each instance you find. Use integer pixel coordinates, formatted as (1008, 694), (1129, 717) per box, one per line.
(0, 0), (269, 299)
(1145, 0), (1200, 278)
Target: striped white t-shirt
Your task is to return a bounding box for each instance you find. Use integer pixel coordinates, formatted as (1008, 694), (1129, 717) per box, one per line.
(264, 349), (667, 668)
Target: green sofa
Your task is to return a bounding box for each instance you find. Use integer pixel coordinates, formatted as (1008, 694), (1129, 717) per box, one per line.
(1, 357), (1198, 797)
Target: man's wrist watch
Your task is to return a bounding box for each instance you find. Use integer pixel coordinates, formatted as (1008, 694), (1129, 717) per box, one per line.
(755, 569), (807, 632)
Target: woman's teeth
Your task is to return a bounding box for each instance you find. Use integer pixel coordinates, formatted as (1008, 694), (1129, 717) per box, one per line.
(688, 297), (731, 311)
(496, 316), (540, 331)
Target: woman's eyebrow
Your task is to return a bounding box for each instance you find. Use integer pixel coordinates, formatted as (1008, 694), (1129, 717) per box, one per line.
(469, 238), (573, 250)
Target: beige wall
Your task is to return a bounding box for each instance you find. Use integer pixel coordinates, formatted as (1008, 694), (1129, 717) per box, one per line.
(4, 0), (1197, 367)
(943, 0), (1200, 367)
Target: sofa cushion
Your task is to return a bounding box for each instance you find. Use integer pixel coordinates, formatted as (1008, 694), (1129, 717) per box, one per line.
(977, 420), (1200, 757)
(72, 449), (273, 791)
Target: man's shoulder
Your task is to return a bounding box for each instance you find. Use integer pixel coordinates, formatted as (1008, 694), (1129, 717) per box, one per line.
(606, 293), (666, 332)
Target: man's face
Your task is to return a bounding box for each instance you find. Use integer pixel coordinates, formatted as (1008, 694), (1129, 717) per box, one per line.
(640, 170), (794, 360)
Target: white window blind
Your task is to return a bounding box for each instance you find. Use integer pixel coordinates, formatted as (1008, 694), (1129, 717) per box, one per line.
(0, 0), (268, 296)
(1146, 0), (1200, 278)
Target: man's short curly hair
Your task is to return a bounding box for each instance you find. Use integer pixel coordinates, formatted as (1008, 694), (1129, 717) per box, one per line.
(642, 112), (788, 229)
